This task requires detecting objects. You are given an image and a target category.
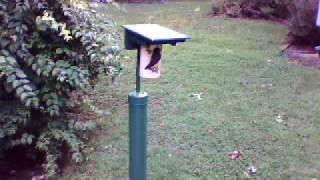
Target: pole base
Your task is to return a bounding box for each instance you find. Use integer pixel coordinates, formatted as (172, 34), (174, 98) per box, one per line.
(129, 91), (148, 180)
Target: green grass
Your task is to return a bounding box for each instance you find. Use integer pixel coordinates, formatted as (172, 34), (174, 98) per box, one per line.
(66, 1), (320, 179)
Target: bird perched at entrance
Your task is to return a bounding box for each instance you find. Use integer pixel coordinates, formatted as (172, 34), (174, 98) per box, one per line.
(145, 47), (161, 72)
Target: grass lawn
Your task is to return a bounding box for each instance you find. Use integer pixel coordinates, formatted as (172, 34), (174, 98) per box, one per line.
(66, 1), (320, 179)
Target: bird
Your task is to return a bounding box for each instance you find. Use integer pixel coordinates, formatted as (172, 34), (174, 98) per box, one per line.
(145, 47), (161, 72)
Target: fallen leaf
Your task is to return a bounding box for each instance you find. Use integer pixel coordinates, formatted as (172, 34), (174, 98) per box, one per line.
(276, 115), (284, 123)
(260, 83), (272, 89)
(276, 113), (287, 124)
(243, 170), (251, 178)
(159, 137), (165, 145)
(147, 16), (155, 23)
(190, 93), (203, 100)
(226, 49), (233, 54)
(240, 80), (255, 86)
(207, 127), (215, 135)
(159, 121), (165, 128)
(194, 7), (201, 12)
(228, 150), (243, 160)
(153, 98), (161, 105)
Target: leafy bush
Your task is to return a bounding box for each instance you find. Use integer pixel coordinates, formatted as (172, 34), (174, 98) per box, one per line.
(209, 0), (320, 45)
(0, 0), (122, 178)
(209, 0), (290, 19)
(288, 0), (320, 45)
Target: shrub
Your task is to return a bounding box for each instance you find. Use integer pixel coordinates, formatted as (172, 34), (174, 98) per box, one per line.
(0, 0), (122, 178)
(209, 0), (290, 19)
(288, 0), (320, 45)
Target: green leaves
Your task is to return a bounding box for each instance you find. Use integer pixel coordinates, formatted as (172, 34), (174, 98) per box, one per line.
(0, 54), (39, 108)
(0, 101), (31, 147)
(36, 11), (73, 41)
(0, 38), (10, 48)
(39, 87), (60, 116)
(0, 0), (122, 178)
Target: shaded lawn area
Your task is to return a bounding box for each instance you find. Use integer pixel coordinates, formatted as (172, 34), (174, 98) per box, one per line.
(66, 1), (320, 179)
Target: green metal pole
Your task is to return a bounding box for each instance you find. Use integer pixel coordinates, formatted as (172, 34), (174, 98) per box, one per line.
(129, 46), (148, 180)
(136, 47), (141, 93)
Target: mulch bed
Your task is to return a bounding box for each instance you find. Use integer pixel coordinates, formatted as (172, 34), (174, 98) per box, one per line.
(286, 45), (320, 69)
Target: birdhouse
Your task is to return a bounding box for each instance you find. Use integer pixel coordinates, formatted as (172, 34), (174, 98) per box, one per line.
(123, 24), (190, 79)
(123, 24), (190, 180)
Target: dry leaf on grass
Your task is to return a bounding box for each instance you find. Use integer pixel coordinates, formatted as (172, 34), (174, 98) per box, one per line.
(243, 170), (251, 178)
(153, 98), (162, 105)
(190, 93), (203, 100)
(194, 7), (201, 12)
(207, 127), (215, 135)
(159, 121), (165, 128)
(228, 150), (243, 160)
(276, 113), (287, 124)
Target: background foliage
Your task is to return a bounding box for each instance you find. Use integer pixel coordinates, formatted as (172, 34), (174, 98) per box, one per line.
(210, 0), (320, 45)
(0, 0), (122, 178)
(287, 0), (320, 45)
(209, 0), (290, 19)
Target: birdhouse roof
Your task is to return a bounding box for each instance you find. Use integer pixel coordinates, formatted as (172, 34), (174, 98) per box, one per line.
(124, 24), (190, 45)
